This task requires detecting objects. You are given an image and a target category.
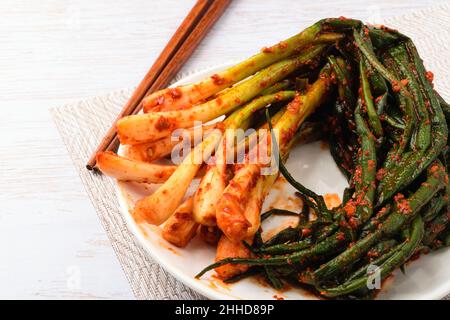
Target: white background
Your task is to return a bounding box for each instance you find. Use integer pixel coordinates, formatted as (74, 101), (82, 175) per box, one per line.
(0, 0), (446, 299)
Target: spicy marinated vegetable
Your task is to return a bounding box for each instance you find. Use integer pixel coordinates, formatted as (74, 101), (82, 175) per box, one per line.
(97, 17), (449, 299)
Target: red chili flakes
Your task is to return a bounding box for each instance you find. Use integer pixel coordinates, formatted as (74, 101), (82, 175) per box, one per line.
(392, 81), (401, 93)
(169, 87), (182, 99)
(358, 87), (363, 96)
(377, 206), (387, 217)
(302, 228), (312, 237)
(154, 116), (172, 131)
(367, 159), (376, 170)
(339, 220), (348, 228)
(280, 127), (296, 145)
(298, 273), (310, 283)
(330, 72), (337, 84)
(261, 46), (275, 53)
(353, 165), (363, 185)
(390, 152), (400, 162)
(215, 122), (225, 131)
(367, 249), (379, 259)
(156, 95), (165, 105)
(394, 193), (404, 201)
(376, 168), (386, 181)
(278, 41), (288, 49)
(430, 164), (440, 173)
(375, 95), (383, 104)
(394, 193), (411, 214)
(211, 74), (226, 86)
(349, 217), (359, 229)
(425, 71), (434, 84)
(344, 200), (356, 217)
(259, 80), (268, 88)
(287, 95), (301, 114)
(336, 232), (346, 241)
(409, 251), (421, 261)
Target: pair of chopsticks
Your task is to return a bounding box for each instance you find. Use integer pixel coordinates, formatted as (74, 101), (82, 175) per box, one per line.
(86, 0), (231, 170)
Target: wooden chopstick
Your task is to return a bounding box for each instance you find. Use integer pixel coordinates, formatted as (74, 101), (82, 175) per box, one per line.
(133, 0), (232, 115)
(86, 0), (230, 170)
(86, 0), (212, 170)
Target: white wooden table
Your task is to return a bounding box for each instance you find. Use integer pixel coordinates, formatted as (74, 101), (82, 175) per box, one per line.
(0, 0), (446, 299)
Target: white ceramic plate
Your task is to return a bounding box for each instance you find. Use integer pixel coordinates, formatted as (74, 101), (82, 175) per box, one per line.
(116, 63), (450, 300)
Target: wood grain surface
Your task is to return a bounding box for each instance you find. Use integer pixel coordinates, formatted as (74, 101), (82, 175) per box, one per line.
(0, 0), (446, 299)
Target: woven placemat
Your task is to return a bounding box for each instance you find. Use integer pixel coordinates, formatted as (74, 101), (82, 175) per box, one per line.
(52, 4), (450, 300)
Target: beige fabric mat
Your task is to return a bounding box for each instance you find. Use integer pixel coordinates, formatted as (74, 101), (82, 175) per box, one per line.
(51, 4), (450, 300)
